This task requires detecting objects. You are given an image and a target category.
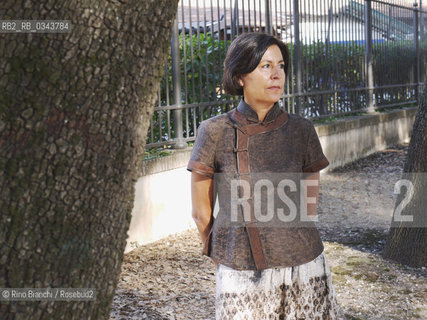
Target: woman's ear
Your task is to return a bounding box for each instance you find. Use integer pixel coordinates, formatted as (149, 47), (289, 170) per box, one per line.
(238, 78), (244, 87)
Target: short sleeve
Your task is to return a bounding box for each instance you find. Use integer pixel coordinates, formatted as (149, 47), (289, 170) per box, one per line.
(302, 121), (329, 173)
(187, 120), (216, 178)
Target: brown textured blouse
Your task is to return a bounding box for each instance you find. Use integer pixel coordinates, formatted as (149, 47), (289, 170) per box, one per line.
(187, 100), (329, 270)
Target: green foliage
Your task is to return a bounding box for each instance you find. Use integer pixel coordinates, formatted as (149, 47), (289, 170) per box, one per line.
(294, 41), (366, 117)
(295, 40), (425, 117)
(150, 33), (231, 145)
(177, 33), (229, 104)
(143, 146), (173, 160)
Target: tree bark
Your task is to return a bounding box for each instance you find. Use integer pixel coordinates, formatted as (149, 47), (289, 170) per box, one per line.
(383, 91), (427, 267)
(0, 0), (178, 318)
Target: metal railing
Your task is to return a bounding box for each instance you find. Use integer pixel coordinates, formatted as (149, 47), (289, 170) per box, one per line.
(146, 0), (426, 149)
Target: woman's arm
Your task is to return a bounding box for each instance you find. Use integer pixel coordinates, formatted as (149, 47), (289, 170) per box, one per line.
(191, 172), (215, 252)
(304, 171), (320, 218)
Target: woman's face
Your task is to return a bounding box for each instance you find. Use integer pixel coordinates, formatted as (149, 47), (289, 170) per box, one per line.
(239, 44), (285, 109)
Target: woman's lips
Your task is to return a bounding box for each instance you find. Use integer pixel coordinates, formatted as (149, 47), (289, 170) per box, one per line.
(268, 86), (282, 90)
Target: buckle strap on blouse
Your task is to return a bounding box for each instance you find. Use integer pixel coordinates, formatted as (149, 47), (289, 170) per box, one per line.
(227, 109), (267, 270)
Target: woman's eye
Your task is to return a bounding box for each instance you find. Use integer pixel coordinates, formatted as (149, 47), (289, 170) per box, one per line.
(279, 64), (285, 69)
(261, 64), (270, 69)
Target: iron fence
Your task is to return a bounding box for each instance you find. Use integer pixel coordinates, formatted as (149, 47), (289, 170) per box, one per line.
(146, 0), (426, 149)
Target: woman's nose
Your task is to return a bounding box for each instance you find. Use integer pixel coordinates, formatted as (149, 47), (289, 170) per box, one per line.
(271, 67), (283, 79)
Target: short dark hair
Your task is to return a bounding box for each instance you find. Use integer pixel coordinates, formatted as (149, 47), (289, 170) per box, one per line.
(222, 33), (290, 96)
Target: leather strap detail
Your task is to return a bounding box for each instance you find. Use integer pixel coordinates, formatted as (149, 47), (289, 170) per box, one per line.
(234, 125), (267, 269)
(246, 226), (266, 268)
(228, 107), (288, 269)
(229, 109), (277, 270)
(230, 108), (249, 125)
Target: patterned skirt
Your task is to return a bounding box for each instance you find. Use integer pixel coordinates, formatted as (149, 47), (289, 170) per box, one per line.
(215, 252), (341, 320)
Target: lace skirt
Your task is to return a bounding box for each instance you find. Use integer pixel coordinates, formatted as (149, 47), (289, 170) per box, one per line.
(215, 252), (341, 320)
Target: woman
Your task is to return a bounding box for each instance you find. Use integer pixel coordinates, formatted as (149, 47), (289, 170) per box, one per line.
(188, 33), (340, 319)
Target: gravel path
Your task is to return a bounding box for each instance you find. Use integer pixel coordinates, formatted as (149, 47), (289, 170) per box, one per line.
(110, 144), (427, 320)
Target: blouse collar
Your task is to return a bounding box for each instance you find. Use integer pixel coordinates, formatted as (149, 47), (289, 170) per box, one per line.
(236, 99), (283, 124)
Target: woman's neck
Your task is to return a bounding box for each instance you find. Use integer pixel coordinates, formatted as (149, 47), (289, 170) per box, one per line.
(244, 98), (274, 122)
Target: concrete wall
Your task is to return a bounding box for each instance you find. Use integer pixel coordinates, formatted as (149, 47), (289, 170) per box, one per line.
(125, 107), (417, 252)
(317, 108), (417, 170)
(125, 149), (194, 252)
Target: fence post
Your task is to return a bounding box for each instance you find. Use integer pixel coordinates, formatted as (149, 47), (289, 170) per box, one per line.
(386, 6), (392, 40)
(320, 0), (334, 115)
(171, 19), (187, 149)
(414, 2), (420, 103)
(420, 0), (424, 40)
(364, 0), (375, 113)
(293, 0), (302, 115)
(265, 0), (272, 35)
(232, 0), (238, 38)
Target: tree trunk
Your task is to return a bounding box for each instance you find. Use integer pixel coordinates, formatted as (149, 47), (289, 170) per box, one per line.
(0, 0), (178, 318)
(383, 91), (427, 267)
